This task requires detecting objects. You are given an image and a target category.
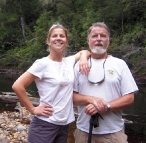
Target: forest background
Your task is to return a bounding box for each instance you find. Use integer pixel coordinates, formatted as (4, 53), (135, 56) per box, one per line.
(0, 0), (146, 83)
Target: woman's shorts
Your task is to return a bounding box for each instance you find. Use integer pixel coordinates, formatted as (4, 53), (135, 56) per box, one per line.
(28, 116), (69, 143)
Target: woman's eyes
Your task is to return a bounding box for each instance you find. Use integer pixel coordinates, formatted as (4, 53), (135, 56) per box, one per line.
(52, 34), (66, 38)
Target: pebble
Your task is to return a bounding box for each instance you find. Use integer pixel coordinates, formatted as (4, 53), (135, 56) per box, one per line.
(0, 107), (33, 143)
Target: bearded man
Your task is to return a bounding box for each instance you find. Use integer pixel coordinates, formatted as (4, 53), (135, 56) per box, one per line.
(73, 22), (138, 143)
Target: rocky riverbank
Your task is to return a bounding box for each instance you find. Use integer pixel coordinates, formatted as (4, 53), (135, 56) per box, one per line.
(0, 92), (38, 143)
(0, 105), (33, 143)
(0, 92), (78, 143)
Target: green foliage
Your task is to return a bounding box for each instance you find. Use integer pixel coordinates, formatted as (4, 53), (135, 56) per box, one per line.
(0, 0), (43, 51)
(123, 24), (145, 46)
(0, 0), (146, 77)
(17, 40), (47, 68)
(111, 23), (146, 49)
(0, 49), (20, 67)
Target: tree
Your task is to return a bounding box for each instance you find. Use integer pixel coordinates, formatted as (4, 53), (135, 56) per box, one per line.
(0, 0), (43, 52)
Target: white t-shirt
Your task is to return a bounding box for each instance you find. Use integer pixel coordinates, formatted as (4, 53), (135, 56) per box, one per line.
(74, 56), (138, 134)
(28, 56), (75, 125)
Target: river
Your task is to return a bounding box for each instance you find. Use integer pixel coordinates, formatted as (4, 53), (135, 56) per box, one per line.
(0, 73), (146, 143)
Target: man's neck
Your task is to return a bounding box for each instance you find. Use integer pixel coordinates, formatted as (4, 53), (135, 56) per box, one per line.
(91, 52), (108, 59)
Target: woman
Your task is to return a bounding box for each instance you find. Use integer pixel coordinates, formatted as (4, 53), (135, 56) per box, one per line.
(12, 23), (90, 143)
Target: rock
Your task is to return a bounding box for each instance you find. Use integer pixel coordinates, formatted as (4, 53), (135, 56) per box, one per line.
(123, 118), (133, 124)
(0, 108), (30, 142)
(17, 124), (26, 132)
(0, 136), (9, 143)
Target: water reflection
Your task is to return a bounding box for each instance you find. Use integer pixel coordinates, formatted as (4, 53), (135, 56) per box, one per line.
(0, 73), (146, 143)
(0, 73), (38, 96)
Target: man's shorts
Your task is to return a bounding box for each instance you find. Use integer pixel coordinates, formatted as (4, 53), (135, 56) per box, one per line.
(28, 116), (69, 143)
(74, 128), (128, 143)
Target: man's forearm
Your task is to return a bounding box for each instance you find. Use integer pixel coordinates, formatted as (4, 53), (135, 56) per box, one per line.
(73, 92), (90, 106)
(108, 93), (134, 112)
(73, 92), (106, 106)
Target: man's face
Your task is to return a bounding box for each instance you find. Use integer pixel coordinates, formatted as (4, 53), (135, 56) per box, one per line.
(87, 26), (110, 54)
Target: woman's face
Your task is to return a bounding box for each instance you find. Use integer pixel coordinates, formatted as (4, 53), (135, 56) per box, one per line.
(47, 28), (68, 52)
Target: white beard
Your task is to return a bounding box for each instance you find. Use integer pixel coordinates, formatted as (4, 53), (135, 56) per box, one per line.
(91, 46), (107, 54)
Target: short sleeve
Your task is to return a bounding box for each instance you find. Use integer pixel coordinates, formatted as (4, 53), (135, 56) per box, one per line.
(64, 55), (75, 66)
(27, 59), (45, 80)
(120, 61), (138, 96)
(73, 61), (80, 92)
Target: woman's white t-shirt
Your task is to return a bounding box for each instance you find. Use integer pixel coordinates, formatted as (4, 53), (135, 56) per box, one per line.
(28, 56), (75, 125)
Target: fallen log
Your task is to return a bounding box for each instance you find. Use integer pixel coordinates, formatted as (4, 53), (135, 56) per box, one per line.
(0, 92), (39, 111)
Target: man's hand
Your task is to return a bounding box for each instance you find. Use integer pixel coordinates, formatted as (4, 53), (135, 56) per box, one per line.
(88, 96), (107, 113)
(85, 103), (98, 116)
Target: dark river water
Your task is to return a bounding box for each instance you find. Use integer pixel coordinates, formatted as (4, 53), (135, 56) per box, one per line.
(0, 73), (146, 143)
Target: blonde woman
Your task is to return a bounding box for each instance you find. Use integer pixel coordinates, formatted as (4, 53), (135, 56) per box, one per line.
(12, 23), (90, 143)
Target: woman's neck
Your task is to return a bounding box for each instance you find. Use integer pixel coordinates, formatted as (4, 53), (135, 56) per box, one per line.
(48, 53), (63, 62)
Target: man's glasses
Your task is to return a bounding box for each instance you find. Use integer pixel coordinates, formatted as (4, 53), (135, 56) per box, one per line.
(87, 56), (107, 84)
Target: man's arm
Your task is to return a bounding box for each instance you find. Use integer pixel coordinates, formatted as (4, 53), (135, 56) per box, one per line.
(108, 93), (134, 112)
(73, 92), (134, 115)
(73, 91), (107, 113)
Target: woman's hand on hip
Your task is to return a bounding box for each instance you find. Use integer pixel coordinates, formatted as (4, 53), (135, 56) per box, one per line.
(32, 104), (54, 118)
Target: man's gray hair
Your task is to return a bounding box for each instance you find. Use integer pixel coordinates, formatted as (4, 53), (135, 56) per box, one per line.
(87, 22), (110, 39)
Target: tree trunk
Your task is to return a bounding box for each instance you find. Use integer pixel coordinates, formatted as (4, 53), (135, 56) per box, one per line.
(18, 0), (25, 39)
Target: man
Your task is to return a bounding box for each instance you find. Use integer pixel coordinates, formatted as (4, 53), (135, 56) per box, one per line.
(73, 22), (138, 143)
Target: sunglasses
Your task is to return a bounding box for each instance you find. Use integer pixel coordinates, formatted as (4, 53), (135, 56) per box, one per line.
(87, 56), (107, 84)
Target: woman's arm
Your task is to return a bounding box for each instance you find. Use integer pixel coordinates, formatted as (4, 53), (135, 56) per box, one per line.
(12, 72), (53, 117)
(74, 50), (91, 75)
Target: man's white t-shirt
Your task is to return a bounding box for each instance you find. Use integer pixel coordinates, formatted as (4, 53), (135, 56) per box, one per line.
(28, 56), (75, 125)
(74, 56), (138, 134)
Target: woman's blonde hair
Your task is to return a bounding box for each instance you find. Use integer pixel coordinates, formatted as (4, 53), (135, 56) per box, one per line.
(47, 23), (69, 40)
